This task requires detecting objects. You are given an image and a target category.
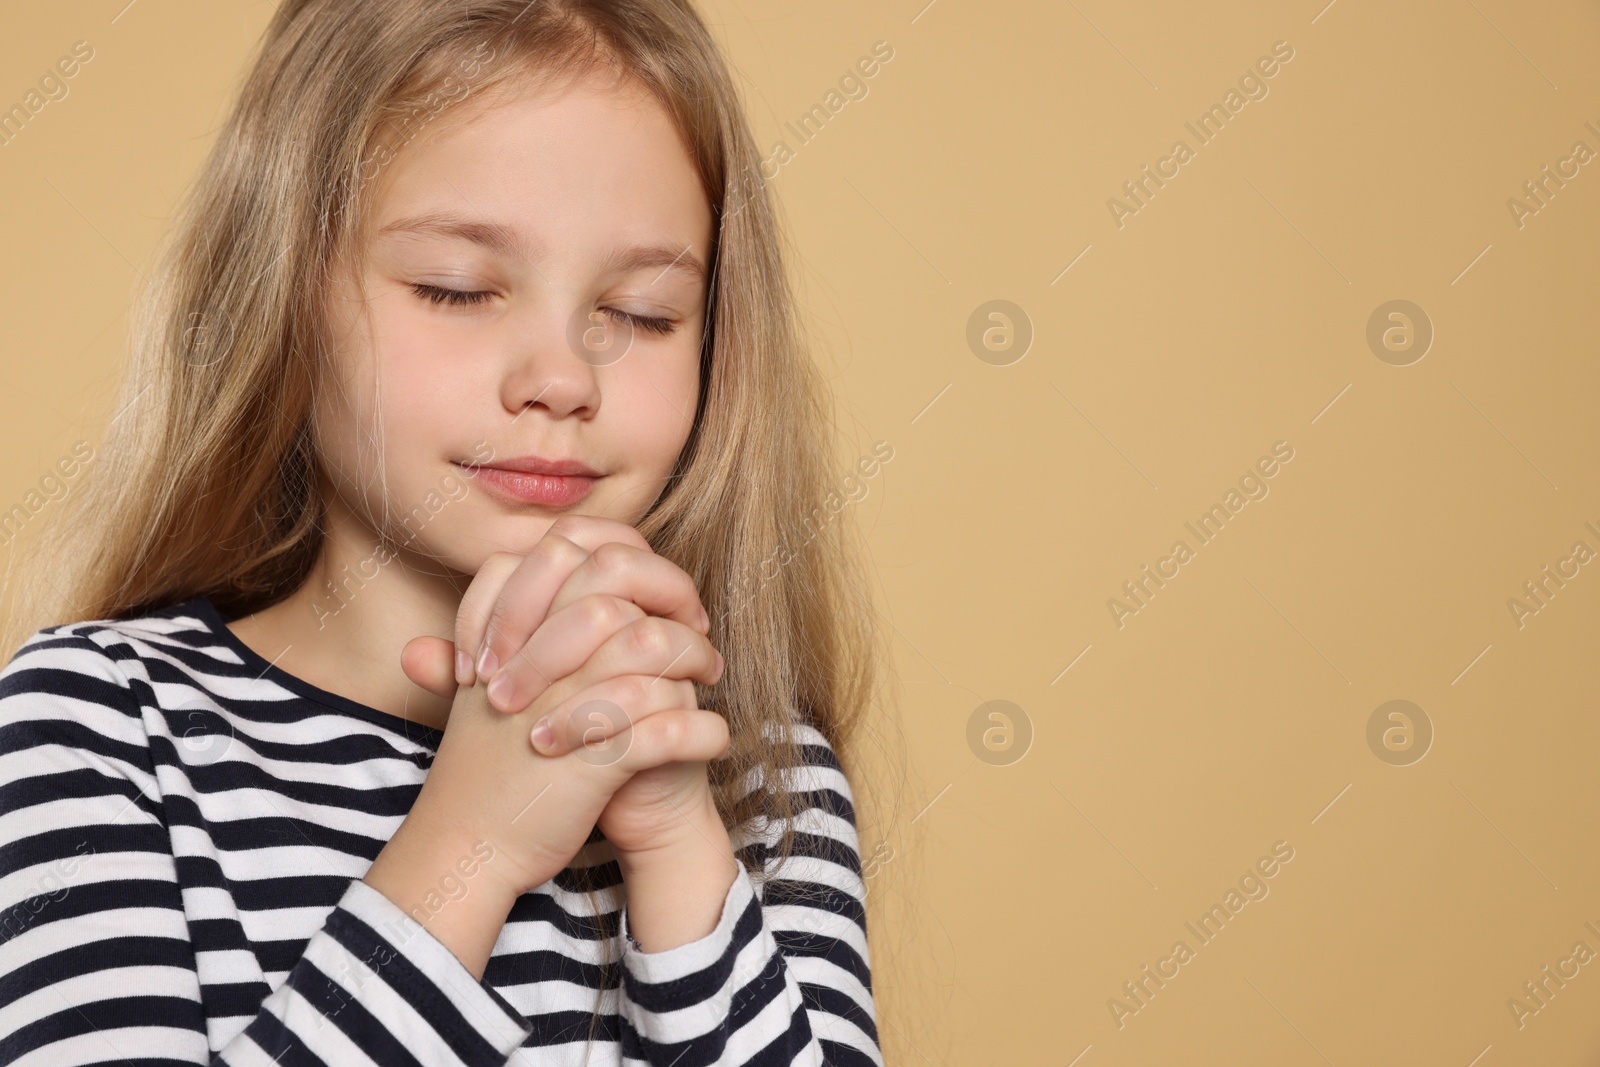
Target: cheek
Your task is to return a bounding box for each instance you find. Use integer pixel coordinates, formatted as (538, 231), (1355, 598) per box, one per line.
(316, 306), (467, 498)
(311, 329), (380, 482)
(372, 307), (460, 400)
(611, 343), (699, 460)
(368, 310), (481, 443)
(608, 383), (686, 471)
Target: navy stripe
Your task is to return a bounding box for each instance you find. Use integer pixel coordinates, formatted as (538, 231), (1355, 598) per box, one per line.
(801, 981), (879, 1044)
(0, 994), (207, 1064)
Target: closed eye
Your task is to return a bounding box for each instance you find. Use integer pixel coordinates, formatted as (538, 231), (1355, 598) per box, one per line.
(603, 307), (676, 335)
(411, 283), (493, 307)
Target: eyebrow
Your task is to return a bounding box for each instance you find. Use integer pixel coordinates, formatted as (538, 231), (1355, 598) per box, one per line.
(376, 212), (707, 284)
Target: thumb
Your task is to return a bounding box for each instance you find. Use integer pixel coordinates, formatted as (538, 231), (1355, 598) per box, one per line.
(401, 634), (458, 700)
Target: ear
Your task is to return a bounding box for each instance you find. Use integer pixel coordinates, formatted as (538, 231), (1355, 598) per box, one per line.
(401, 634), (458, 700)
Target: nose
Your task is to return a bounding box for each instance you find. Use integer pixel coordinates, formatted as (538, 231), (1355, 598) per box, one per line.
(501, 301), (602, 420)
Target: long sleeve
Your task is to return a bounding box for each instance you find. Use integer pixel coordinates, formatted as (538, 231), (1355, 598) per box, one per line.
(614, 721), (882, 1066)
(0, 630), (533, 1066)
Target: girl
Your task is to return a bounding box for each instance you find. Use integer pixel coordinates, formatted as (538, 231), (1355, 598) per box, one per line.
(0, 1), (888, 1064)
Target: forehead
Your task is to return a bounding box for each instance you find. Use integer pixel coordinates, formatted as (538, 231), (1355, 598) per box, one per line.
(363, 67), (713, 267)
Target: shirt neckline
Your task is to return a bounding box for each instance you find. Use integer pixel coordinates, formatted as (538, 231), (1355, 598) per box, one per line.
(181, 593), (445, 750)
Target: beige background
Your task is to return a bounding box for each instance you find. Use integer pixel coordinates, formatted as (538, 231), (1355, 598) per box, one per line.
(5, 1), (1600, 1063)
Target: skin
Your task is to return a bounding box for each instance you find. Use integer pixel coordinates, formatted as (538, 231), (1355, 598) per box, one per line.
(228, 64), (739, 958)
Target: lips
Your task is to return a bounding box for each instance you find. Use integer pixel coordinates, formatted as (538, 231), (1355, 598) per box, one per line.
(454, 458), (601, 509)
(471, 455), (603, 477)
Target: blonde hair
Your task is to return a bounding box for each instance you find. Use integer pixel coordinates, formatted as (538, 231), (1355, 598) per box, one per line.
(2, 0), (895, 1047)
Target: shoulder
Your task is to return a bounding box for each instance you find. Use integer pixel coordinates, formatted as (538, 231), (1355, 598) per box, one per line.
(0, 598), (214, 732)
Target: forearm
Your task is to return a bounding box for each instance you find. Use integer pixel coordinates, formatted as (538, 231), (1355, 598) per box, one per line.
(363, 815), (520, 981)
(615, 803), (740, 952)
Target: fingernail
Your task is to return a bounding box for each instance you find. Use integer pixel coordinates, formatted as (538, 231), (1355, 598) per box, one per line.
(531, 717), (553, 753)
(455, 650), (472, 684)
(487, 672), (513, 710)
(714, 651), (725, 681)
(699, 606), (710, 630)
(476, 646), (498, 679)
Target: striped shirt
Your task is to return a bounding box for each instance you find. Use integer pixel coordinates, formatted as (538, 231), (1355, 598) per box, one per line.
(0, 594), (881, 1066)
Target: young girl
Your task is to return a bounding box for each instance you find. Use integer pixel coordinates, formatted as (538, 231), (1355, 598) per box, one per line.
(0, 1), (887, 1064)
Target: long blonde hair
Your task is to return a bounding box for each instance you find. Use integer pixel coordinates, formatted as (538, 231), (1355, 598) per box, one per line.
(2, 0), (893, 1036)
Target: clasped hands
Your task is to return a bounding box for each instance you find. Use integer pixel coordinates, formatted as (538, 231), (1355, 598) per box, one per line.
(398, 515), (728, 872)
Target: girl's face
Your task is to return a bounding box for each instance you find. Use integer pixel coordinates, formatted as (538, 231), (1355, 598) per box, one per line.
(316, 66), (713, 572)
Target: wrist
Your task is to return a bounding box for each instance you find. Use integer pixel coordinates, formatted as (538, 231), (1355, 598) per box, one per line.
(617, 842), (740, 954)
(612, 796), (730, 877)
(402, 787), (543, 903)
